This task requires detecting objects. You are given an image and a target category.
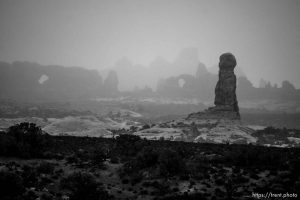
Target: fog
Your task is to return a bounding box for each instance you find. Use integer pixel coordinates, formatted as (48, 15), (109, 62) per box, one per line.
(1, 0), (300, 89)
(2, 3), (300, 198)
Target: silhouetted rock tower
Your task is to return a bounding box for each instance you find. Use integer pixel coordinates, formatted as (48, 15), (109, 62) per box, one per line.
(187, 52), (240, 120)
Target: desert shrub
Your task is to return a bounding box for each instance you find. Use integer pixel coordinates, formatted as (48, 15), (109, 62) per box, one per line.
(253, 126), (290, 144)
(215, 178), (225, 186)
(109, 154), (120, 164)
(114, 134), (145, 157)
(22, 190), (37, 200)
(0, 170), (25, 200)
(140, 189), (148, 195)
(289, 157), (300, 176)
(136, 146), (159, 169)
(149, 181), (171, 196)
(143, 124), (151, 129)
(39, 175), (53, 189)
(158, 193), (207, 200)
(0, 133), (12, 155)
(74, 149), (89, 162)
(40, 193), (54, 200)
(91, 146), (109, 167)
(0, 123), (52, 158)
(192, 155), (211, 169)
(222, 146), (286, 169)
(36, 162), (55, 175)
(120, 160), (144, 184)
(158, 148), (186, 177)
(121, 146), (186, 179)
(120, 146), (158, 177)
(60, 172), (110, 200)
(115, 134), (141, 144)
(121, 178), (129, 184)
(233, 175), (249, 184)
(250, 173), (259, 180)
(21, 165), (38, 187)
(253, 126), (289, 138)
(130, 172), (144, 185)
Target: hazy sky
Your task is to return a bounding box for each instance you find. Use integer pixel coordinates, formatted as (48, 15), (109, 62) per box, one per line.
(0, 0), (300, 87)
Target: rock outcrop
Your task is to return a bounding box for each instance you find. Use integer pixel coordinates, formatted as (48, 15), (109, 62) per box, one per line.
(188, 53), (240, 120)
(103, 70), (119, 96)
(195, 62), (209, 78)
(0, 61), (104, 101)
(212, 53), (239, 112)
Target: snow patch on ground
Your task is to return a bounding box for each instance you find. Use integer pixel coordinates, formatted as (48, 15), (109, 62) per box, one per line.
(134, 127), (184, 141)
(194, 126), (257, 144)
(93, 97), (202, 105)
(0, 115), (141, 138)
(288, 137), (300, 144)
(247, 125), (266, 131)
(43, 116), (138, 137)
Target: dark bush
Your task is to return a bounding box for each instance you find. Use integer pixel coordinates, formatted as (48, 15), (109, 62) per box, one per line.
(130, 171), (143, 185)
(142, 124), (151, 130)
(158, 193), (207, 200)
(66, 154), (79, 164)
(0, 122), (52, 158)
(158, 148), (186, 177)
(91, 146), (109, 167)
(121, 178), (129, 184)
(21, 165), (38, 187)
(22, 190), (37, 200)
(222, 146), (286, 169)
(40, 193), (54, 200)
(114, 134), (144, 157)
(110, 155), (120, 164)
(136, 146), (159, 169)
(0, 170), (25, 200)
(36, 162), (55, 175)
(60, 172), (110, 200)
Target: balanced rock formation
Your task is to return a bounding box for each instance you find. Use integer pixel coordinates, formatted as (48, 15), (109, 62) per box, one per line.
(188, 53), (240, 120)
(212, 53), (239, 112)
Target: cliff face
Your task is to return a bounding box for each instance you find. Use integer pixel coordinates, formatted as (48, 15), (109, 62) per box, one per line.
(0, 61), (107, 101)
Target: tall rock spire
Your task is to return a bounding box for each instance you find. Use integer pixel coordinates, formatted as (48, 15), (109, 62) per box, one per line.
(214, 53), (239, 113)
(187, 53), (240, 120)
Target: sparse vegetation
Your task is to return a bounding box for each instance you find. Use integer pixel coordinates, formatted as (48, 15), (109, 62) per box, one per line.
(0, 124), (300, 199)
(0, 170), (24, 200)
(60, 172), (111, 200)
(0, 122), (52, 158)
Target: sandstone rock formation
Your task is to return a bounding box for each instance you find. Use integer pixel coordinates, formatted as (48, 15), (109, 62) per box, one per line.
(187, 53), (240, 120)
(0, 61), (104, 101)
(212, 53), (239, 112)
(195, 62), (209, 78)
(103, 70), (119, 96)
